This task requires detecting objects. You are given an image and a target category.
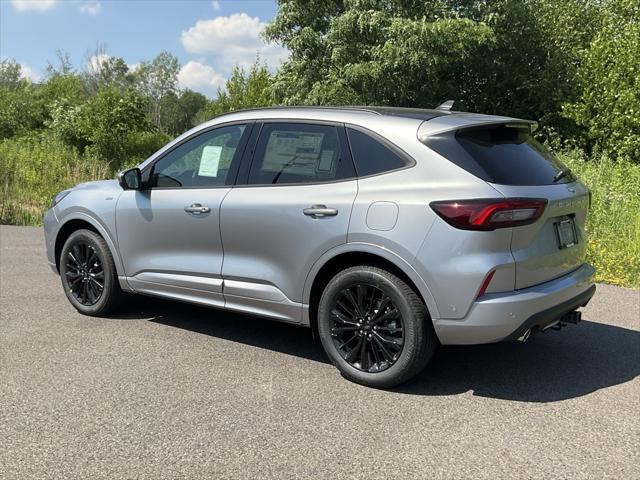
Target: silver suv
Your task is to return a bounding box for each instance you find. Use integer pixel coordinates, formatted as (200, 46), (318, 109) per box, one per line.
(44, 106), (596, 388)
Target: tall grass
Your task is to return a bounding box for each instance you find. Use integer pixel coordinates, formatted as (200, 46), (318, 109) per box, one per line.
(560, 151), (640, 288)
(0, 135), (638, 288)
(0, 134), (108, 225)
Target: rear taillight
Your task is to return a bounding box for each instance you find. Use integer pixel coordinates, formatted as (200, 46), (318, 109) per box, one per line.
(430, 198), (547, 231)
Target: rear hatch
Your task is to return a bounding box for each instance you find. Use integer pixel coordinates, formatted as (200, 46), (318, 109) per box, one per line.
(423, 121), (589, 289)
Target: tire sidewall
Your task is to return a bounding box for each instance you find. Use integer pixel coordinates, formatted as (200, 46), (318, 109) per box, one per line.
(60, 230), (115, 316)
(317, 268), (423, 388)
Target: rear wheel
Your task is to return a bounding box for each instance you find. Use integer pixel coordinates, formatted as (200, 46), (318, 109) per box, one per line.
(59, 229), (121, 316)
(317, 266), (437, 388)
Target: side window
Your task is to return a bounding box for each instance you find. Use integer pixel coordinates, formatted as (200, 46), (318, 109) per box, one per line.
(247, 123), (354, 185)
(346, 127), (409, 177)
(149, 124), (247, 188)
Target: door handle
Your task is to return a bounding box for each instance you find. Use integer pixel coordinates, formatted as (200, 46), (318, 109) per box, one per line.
(184, 203), (211, 215)
(303, 205), (338, 217)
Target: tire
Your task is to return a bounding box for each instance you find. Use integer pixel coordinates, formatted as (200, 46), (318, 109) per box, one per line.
(59, 229), (122, 316)
(317, 266), (437, 388)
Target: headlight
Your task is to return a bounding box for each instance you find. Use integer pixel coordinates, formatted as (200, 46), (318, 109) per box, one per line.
(51, 190), (71, 208)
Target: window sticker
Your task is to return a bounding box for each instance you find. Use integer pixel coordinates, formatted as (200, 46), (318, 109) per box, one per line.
(198, 145), (222, 177)
(317, 150), (335, 172)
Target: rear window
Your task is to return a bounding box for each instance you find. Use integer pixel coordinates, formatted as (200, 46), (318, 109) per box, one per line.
(423, 124), (575, 185)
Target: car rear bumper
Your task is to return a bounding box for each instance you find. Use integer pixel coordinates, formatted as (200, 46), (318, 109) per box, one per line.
(433, 263), (596, 345)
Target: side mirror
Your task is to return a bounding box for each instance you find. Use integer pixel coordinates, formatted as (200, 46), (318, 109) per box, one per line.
(118, 168), (142, 190)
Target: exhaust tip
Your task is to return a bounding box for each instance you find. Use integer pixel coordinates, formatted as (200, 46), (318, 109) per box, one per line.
(517, 329), (531, 343)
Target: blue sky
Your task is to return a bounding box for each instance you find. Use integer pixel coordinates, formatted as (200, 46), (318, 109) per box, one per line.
(0, 0), (284, 97)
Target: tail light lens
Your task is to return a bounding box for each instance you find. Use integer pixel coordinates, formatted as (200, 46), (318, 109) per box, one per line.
(430, 198), (547, 231)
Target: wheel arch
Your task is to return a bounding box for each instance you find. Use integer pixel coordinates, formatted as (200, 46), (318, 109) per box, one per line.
(303, 243), (440, 335)
(54, 213), (124, 277)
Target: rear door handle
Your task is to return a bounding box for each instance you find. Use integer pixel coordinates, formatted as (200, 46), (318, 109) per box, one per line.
(303, 205), (338, 217)
(184, 203), (211, 215)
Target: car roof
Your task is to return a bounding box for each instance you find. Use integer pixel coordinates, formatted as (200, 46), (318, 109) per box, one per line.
(210, 105), (450, 122)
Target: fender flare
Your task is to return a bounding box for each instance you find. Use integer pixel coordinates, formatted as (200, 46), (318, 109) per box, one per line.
(54, 211), (125, 278)
(302, 242), (440, 321)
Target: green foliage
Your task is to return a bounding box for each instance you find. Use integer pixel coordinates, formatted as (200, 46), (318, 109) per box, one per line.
(563, 0), (640, 162)
(0, 59), (26, 90)
(560, 151), (640, 288)
(198, 61), (274, 121)
(0, 134), (108, 225)
(266, 0), (600, 129)
(0, 84), (47, 138)
(48, 87), (151, 167)
(160, 90), (208, 135)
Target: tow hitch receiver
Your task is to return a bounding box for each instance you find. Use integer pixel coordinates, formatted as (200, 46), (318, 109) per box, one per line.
(543, 310), (582, 331)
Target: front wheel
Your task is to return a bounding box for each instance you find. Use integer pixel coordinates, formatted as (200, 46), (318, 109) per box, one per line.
(317, 266), (437, 388)
(59, 229), (122, 316)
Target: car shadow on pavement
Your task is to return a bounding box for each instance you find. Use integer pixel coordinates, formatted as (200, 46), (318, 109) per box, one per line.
(116, 296), (639, 403)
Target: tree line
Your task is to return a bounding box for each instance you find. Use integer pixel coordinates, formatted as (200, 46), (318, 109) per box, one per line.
(0, 0), (638, 175)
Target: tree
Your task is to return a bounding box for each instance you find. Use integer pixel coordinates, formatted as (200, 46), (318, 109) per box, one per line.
(160, 89), (208, 136)
(84, 53), (135, 94)
(45, 50), (74, 78)
(197, 60), (275, 122)
(264, 0), (599, 132)
(135, 51), (180, 130)
(0, 59), (25, 90)
(563, 0), (640, 161)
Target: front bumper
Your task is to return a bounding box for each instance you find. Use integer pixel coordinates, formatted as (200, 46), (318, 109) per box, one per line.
(43, 207), (59, 273)
(433, 263), (596, 345)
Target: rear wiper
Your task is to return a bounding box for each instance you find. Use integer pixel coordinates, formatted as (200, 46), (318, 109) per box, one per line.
(552, 168), (571, 183)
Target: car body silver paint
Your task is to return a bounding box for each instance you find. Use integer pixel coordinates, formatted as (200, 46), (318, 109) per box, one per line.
(44, 106), (595, 345)
(115, 188), (230, 305)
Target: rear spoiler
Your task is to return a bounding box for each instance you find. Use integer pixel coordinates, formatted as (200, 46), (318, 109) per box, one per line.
(417, 114), (537, 141)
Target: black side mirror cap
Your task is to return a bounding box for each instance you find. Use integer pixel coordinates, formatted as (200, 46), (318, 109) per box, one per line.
(118, 167), (142, 190)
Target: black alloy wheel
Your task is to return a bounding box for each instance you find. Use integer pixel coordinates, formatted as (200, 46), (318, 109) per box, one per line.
(64, 241), (104, 305)
(317, 265), (438, 388)
(59, 229), (121, 316)
(330, 284), (404, 373)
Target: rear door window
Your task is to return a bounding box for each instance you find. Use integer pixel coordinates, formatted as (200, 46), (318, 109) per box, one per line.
(423, 124), (575, 186)
(247, 123), (355, 185)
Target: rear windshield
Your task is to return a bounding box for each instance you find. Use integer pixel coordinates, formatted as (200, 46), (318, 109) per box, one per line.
(423, 124), (575, 185)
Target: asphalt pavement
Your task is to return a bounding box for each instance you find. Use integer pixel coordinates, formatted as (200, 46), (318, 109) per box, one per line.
(1, 225), (638, 479)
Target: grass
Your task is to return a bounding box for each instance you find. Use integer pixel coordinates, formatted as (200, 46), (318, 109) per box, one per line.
(560, 151), (640, 288)
(1, 135), (638, 288)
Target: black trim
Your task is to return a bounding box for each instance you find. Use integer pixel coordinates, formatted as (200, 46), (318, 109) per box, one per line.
(502, 284), (596, 342)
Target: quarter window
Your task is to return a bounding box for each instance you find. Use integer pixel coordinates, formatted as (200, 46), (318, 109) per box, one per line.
(347, 127), (409, 177)
(247, 123), (354, 185)
(150, 124), (247, 188)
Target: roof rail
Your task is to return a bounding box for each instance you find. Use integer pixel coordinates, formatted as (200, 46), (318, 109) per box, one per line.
(212, 105), (382, 119)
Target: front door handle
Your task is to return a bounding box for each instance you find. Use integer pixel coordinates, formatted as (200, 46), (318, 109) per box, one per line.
(303, 205), (338, 217)
(184, 203), (211, 215)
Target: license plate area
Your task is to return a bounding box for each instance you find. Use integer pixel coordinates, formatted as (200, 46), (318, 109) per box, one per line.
(555, 217), (578, 249)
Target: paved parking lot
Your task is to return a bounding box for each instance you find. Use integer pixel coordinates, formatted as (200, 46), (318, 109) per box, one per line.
(1, 225), (639, 479)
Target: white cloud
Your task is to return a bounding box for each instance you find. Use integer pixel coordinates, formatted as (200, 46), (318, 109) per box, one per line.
(86, 53), (109, 73)
(10, 0), (57, 12)
(178, 61), (226, 97)
(127, 62), (141, 73)
(80, 1), (101, 15)
(20, 63), (40, 82)
(212, 1), (220, 10)
(180, 13), (288, 71)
